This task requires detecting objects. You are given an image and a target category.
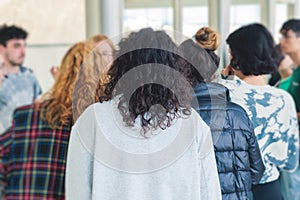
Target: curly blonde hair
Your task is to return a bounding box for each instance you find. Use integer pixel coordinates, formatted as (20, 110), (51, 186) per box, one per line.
(40, 41), (93, 127)
(72, 35), (115, 121)
(72, 49), (110, 121)
(195, 27), (220, 51)
(89, 34), (108, 44)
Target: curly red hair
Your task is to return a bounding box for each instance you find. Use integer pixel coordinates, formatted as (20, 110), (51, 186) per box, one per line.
(40, 41), (93, 127)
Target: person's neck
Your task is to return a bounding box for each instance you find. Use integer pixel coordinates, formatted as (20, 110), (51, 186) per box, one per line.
(288, 51), (300, 69)
(5, 62), (20, 74)
(239, 75), (267, 86)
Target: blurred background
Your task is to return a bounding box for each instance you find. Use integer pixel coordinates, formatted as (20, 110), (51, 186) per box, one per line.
(1, 0), (299, 90)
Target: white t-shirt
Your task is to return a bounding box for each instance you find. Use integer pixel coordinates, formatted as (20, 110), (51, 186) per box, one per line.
(66, 100), (221, 200)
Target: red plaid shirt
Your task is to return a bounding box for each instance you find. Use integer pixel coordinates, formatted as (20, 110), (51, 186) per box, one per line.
(0, 103), (72, 200)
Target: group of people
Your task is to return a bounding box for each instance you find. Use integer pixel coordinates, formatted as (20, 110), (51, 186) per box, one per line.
(0, 19), (299, 200)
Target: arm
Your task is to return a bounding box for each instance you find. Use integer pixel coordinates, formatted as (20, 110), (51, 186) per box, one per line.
(199, 126), (222, 200)
(0, 70), (5, 87)
(280, 97), (299, 172)
(0, 126), (13, 186)
(31, 72), (42, 100)
(65, 128), (93, 200)
(0, 63), (7, 88)
(247, 126), (265, 184)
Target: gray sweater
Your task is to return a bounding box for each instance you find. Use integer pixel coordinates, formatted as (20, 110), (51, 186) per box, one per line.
(66, 100), (222, 200)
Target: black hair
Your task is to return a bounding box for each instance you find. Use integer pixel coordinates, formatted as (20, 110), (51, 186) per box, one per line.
(100, 28), (191, 134)
(226, 23), (279, 75)
(0, 24), (28, 46)
(280, 19), (300, 37)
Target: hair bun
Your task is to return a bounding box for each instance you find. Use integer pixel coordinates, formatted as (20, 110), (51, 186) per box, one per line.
(195, 27), (220, 51)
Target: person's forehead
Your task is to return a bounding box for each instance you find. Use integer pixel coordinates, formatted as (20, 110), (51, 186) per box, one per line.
(281, 29), (297, 35)
(6, 38), (26, 45)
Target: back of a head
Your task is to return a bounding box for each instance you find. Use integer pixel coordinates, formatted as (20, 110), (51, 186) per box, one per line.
(195, 27), (220, 51)
(178, 39), (218, 84)
(103, 28), (191, 135)
(89, 34), (108, 44)
(41, 41), (94, 127)
(280, 19), (300, 36)
(226, 23), (278, 76)
(88, 34), (115, 52)
(194, 27), (220, 67)
(106, 28), (181, 91)
(0, 24), (27, 46)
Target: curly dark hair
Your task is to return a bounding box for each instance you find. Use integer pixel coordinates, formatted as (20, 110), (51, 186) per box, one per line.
(226, 23), (279, 75)
(99, 28), (192, 135)
(0, 24), (28, 46)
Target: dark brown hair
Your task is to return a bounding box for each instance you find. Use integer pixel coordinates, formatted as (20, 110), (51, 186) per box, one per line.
(99, 28), (192, 135)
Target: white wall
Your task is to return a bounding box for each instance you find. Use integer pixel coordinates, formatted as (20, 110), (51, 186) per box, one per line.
(24, 45), (71, 91)
(0, 0), (86, 91)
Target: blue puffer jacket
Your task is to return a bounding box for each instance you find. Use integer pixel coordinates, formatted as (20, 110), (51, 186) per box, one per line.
(192, 82), (265, 200)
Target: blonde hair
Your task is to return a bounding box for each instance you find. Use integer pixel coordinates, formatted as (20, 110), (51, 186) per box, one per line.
(72, 34), (115, 121)
(89, 34), (108, 44)
(195, 27), (220, 51)
(88, 34), (115, 51)
(40, 41), (93, 127)
(72, 48), (110, 121)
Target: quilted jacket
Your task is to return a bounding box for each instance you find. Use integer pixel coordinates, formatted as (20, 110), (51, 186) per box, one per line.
(192, 82), (265, 200)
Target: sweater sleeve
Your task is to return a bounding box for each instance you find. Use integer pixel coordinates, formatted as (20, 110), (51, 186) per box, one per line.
(0, 128), (12, 185)
(280, 94), (299, 172)
(198, 124), (222, 200)
(32, 71), (42, 98)
(65, 127), (93, 200)
(247, 124), (265, 184)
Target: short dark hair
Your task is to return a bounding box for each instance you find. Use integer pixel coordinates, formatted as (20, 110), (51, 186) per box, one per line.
(280, 19), (300, 37)
(226, 23), (279, 76)
(100, 28), (192, 134)
(0, 24), (28, 46)
(178, 39), (218, 84)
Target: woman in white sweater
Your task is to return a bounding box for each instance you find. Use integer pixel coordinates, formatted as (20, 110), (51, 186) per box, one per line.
(221, 23), (299, 200)
(65, 28), (222, 200)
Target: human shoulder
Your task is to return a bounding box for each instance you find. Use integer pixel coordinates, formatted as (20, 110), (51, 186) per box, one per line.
(73, 102), (110, 130)
(20, 66), (33, 73)
(189, 108), (211, 144)
(218, 78), (244, 90)
(189, 108), (210, 129)
(225, 102), (254, 131)
(270, 86), (294, 101)
(13, 103), (40, 116)
(226, 101), (248, 116)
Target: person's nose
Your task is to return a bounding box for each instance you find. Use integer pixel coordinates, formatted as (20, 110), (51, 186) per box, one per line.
(20, 46), (26, 57)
